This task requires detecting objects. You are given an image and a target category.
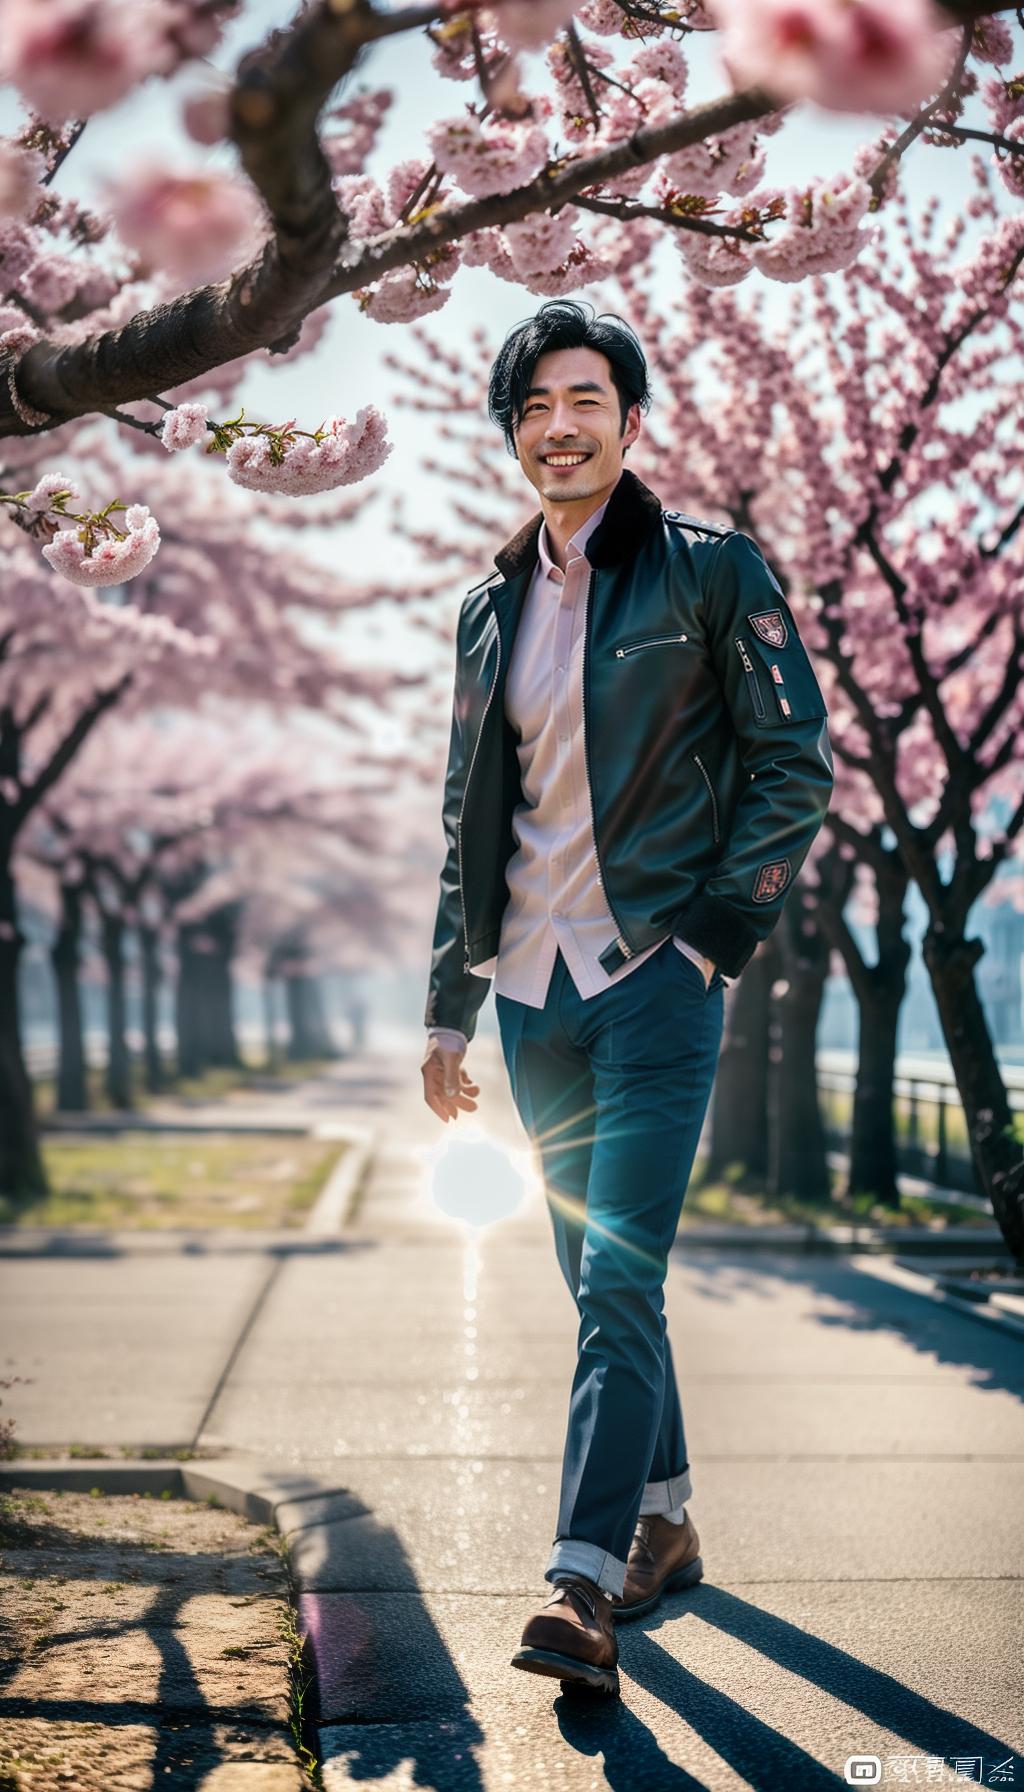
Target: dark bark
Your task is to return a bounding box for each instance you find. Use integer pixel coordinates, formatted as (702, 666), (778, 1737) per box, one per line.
(175, 924), (209, 1079)
(848, 972), (907, 1205)
(705, 935), (778, 1181)
(100, 911), (131, 1110)
(816, 840), (910, 1206)
(139, 923), (164, 1094)
(0, 843), (46, 1196)
(285, 974), (335, 1061)
(263, 978), (280, 1070)
(51, 879), (88, 1112)
(922, 930), (1024, 1261)
(769, 889), (831, 1204)
(175, 907), (241, 1077)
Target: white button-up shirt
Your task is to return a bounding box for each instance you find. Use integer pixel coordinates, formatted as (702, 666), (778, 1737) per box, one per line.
(429, 485), (714, 1054)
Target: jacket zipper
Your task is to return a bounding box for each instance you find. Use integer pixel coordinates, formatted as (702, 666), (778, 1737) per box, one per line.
(734, 635), (766, 720)
(614, 631), (688, 658)
(692, 752), (721, 846)
(456, 620), (501, 973)
(583, 568), (635, 961)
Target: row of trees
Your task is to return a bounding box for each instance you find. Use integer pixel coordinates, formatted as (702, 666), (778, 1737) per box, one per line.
(0, 1), (1021, 1255)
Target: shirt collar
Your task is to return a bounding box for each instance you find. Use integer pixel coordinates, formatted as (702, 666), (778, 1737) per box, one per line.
(536, 485), (615, 584)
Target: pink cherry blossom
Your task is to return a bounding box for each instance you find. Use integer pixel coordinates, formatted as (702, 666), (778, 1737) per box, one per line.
(0, 142), (44, 219)
(494, 1), (578, 51)
(749, 173), (876, 281)
(26, 471), (81, 512)
(106, 164), (265, 285)
(225, 408), (393, 497)
(41, 504), (161, 587)
(182, 88), (230, 146)
(159, 402), (209, 451)
(504, 208), (580, 277)
(428, 113), (551, 199)
(709, 0), (955, 116)
(0, 0), (168, 124)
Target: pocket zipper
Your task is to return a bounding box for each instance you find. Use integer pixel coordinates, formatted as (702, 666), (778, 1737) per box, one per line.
(614, 631), (688, 658)
(692, 752), (721, 846)
(734, 635), (766, 720)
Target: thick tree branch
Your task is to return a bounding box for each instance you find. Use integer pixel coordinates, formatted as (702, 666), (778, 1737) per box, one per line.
(11, 676), (131, 831)
(2, 0), (1021, 436)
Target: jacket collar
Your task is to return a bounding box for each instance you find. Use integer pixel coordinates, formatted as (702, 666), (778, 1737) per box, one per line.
(492, 466), (666, 581)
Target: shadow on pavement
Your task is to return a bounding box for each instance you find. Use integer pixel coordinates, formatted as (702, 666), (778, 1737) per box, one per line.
(673, 1247), (1024, 1402)
(0, 1500), (292, 1791)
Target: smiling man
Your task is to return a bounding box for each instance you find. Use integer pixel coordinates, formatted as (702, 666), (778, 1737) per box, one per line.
(421, 300), (834, 1698)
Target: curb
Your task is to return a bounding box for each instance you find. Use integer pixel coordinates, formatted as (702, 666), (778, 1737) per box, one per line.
(849, 1253), (1024, 1340)
(305, 1128), (374, 1236)
(0, 1454), (345, 1520)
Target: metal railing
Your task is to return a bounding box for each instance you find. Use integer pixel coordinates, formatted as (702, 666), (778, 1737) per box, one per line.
(816, 1048), (1024, 1199)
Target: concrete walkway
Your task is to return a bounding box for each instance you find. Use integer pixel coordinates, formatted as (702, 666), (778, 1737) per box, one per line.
(2, 1037), (1022, 1789)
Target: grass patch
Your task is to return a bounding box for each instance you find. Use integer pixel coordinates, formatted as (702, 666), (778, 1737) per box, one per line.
(33, 1052), (336, 1119)
(0, 1135), (345, 1229)
(682, 1163), (992, 1231)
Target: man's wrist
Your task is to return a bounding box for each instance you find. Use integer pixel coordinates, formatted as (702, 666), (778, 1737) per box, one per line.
(427, 1026), (469, 1055)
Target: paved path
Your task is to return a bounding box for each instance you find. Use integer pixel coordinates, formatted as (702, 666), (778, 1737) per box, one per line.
(2, 1036), (1022, 1788)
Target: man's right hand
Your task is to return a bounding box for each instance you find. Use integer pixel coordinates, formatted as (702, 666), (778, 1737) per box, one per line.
(421, 1038), (480, 1124)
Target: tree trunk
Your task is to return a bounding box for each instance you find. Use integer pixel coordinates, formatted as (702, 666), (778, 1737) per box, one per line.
(139, 923), (164, 1094)
(101, 911), (131, 1110)
(175, 923), (207, 1079)
(0, 845), (47, 1196)
(769, 894), (830, 1204)
(706, 935), (777, 1182)
(263, 978), (280, 1070)
(848, 968), (907, 1206)
(285, 974), (334, 1061)
(204, 933), (240, 1069)
(51, 880), (88, 1112)
(922, 930), (1024, 1261)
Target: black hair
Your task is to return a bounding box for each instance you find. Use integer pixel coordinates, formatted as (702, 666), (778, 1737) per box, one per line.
(487, 299), (653, 458)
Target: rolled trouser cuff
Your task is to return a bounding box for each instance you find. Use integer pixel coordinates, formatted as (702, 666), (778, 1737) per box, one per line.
(638, 1465), (693, 1517)
(546, 1538), (628, 1600)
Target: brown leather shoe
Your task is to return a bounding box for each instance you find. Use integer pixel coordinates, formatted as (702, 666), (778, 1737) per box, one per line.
(511, 1575), (620, 1695)
(612, 1510), (704, 1622)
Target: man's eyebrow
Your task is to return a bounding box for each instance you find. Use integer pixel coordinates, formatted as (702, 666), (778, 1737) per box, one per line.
(523, 381), (607, 398)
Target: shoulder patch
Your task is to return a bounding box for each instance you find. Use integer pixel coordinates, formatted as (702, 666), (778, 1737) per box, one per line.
(663, 510), (733, 539)
(747, 608), (788, 648)
(752, 858), (791, 903)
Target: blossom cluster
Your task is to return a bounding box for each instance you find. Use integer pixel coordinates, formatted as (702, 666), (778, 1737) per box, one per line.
(0, 0), (234, 125)
(1, 470), (162, 587)
(157, 401), (394, 496)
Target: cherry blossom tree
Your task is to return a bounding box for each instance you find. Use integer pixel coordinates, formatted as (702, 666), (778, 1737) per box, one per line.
(0, 420), (426, 1186)
(0, 0), (1020, 490)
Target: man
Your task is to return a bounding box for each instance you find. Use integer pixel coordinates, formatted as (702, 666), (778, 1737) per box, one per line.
(421, 299), (833, 1698)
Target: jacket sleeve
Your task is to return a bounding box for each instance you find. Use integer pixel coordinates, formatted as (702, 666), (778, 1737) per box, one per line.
(423, 603), (494, 1043)
(673, 529), (834, 979)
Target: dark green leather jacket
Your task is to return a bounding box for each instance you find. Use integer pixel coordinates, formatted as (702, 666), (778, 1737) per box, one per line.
(425, 468), (833, 1041)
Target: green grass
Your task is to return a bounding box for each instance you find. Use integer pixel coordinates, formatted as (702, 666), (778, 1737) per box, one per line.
(32, 1052), (336, 1119)
(683, 1164), (992, 1230)
(0, 1135), (345, 1229)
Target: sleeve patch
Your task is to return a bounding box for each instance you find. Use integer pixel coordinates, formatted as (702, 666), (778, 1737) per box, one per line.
(748, 609), (788, 648)
(752, 858), (791, 903)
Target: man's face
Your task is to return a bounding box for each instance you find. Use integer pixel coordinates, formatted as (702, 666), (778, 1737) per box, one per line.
(512, 345), (640, 506)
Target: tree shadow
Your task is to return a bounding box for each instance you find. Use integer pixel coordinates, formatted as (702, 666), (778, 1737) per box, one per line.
(0, 1493), (294, 1789)
(671, 1246), (1024, 1401)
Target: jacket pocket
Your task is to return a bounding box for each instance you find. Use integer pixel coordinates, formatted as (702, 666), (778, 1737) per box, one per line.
(737, 632), (826, 726)
(613, 631), (688, 659)
(734, 635), (766, 720)
(692, 752), (721, 846)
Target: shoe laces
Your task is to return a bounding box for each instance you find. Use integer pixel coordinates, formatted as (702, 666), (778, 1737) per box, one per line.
(549, 1576), (599, 1622)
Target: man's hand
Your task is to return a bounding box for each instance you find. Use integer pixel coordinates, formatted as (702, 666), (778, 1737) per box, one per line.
(421, 1038), (480, 1124)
